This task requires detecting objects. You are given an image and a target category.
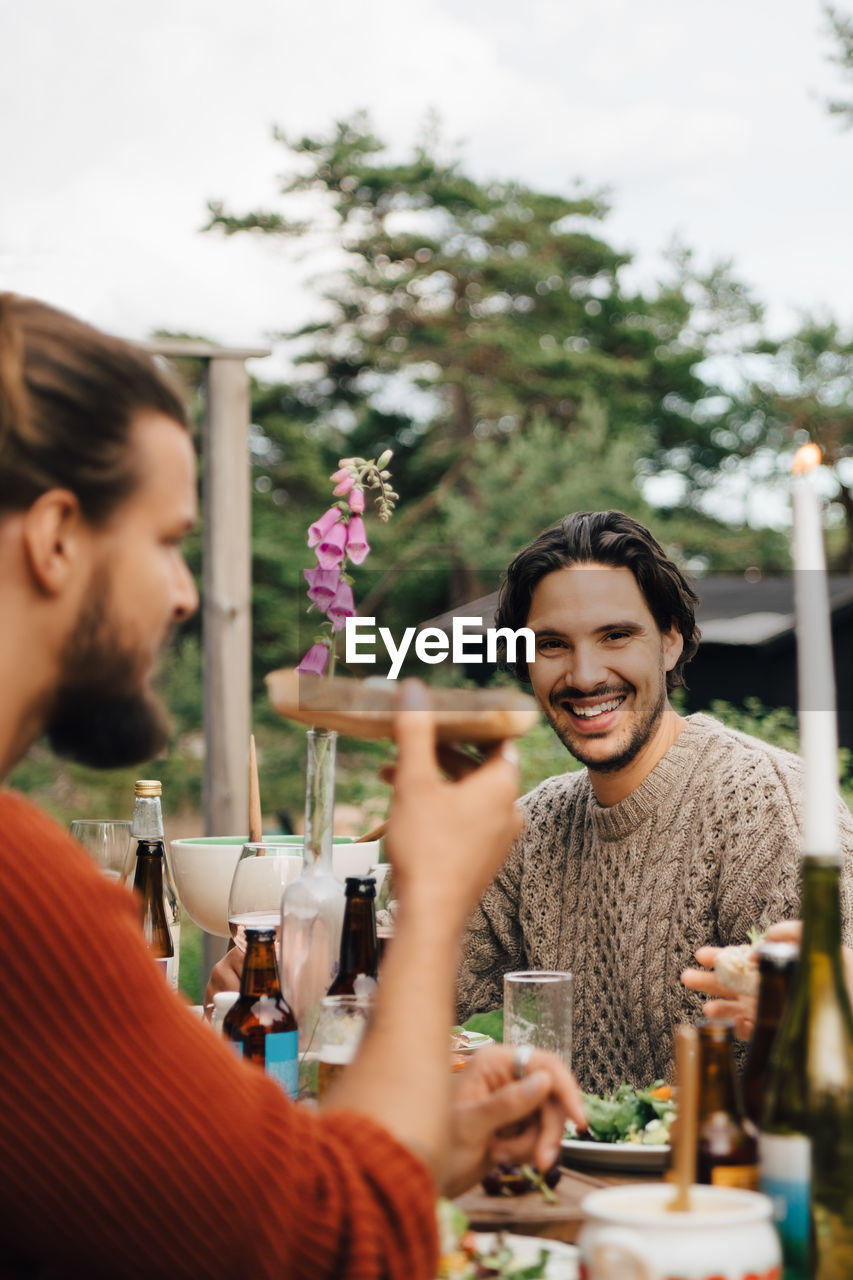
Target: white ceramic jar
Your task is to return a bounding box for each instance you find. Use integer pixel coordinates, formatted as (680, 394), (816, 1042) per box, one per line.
(577, 1183), (781, 1280)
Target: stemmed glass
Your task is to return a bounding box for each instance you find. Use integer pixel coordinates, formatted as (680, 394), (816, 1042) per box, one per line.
(70, 820), (134, 884)
(227, 842), (303, 953)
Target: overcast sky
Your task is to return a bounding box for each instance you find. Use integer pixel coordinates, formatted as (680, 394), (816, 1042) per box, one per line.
(1, 0), (850, 390)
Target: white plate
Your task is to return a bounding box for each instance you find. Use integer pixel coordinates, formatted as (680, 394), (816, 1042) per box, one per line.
(470, 1234), (578, 1279)
(560, 1136), (671, 1172)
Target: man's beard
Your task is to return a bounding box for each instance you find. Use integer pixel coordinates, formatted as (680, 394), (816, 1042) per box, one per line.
(47, 579), (172, 769)
(546, 667), (668, 776)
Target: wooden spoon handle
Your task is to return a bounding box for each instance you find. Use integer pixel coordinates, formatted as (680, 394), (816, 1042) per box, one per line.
(249, 734), (263, 844)
(669, 1022), (698, 1212)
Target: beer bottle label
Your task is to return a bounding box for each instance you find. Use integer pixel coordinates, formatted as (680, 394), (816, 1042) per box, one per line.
(264, 1029), (299, 1099)
(153, 957), (168, 979)
(229, 1041), (244, 1060)
(759, 1132), (811, 1272)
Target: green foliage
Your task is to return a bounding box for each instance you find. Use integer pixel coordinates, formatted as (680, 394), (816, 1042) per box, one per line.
(205, 112), (779, 608)
(824, 4), (853, 123)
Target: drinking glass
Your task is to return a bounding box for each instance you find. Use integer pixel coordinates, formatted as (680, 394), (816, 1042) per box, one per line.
(70, 820), (134, 883)
(503, 970), (573, 1071)
(227, 843), (303, 953)
(316, 994), (374, 1100)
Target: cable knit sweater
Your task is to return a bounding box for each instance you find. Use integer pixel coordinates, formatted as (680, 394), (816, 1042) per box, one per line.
(457, 713), (853, 1096)
(0, 792), (437, 1280)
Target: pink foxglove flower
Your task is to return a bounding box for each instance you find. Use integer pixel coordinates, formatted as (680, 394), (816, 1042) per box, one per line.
(304, 566), (341, 608)
(297, 450), (395, 675)
(315, 519), (347, 570)
(345, 515), (370, 565)
(328, 581), (355, 632)
(297, 642), (329, 677)
(308, 506), (342, 548)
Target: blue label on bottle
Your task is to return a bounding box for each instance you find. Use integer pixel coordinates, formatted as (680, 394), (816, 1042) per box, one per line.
(264, 1029), (299, 1099)
(759, 1132), (811, 1273)
(229, 1040), (244, 1060)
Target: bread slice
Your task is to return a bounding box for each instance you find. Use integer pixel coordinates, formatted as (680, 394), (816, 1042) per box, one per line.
(266, 668), (539, 744)
(713, 943), (759, 997)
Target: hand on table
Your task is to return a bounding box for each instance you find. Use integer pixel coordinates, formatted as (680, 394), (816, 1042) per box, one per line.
(442, 1044), (586, 1199)
(203, 944), (242, 1011)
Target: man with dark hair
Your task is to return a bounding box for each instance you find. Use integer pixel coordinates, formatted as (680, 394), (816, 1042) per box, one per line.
(0, 295), (584, 1279)
(457, 510), (853, 1095)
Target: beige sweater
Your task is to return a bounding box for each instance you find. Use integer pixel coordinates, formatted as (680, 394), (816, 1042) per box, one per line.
(457, 713), (853, 1095)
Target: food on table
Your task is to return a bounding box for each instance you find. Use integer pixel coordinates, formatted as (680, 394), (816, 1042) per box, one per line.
(450, 1027), (494, 1071)
(564, 1081), (675, 1146)
(712, 941), (760, 996)
(436, 1200), (551, 1279)
(266, 667), (539, 743)
(480, 1162), (562, 1201)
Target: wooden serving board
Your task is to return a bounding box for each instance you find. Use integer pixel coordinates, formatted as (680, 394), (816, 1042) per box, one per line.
(453, 1168), (607, 1244)
(266, 668), (539, 744)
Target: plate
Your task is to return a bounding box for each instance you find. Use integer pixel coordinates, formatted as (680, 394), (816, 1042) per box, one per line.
(451, 1031), (494, 1071)
(560, 1136), (670, 1172)
(266, 668), (539, 743)
(469, 1234), (578, 1280)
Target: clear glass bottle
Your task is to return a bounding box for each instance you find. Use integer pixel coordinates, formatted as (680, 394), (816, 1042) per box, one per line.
(222, 927), (298, 1098)
(742, 939), (799, 1127)
(759, 856), (853, 1279)
(280, 729), (345, 1072)
(695, 1018), (759, 1190)
(327, 876), (378, 997)
(131, 779), (180, 991)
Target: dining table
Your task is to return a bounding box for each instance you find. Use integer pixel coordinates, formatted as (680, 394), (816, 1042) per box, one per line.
(453, 1159), (665, 1244)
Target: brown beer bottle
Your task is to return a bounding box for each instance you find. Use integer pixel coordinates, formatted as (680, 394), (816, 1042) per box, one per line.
(742, 939), (799, 1126)
(223, 927), (298, 1098)
(696, 1018), (759, 1190)
(327, 876), (378, 997)
(131, 780), (174, 983)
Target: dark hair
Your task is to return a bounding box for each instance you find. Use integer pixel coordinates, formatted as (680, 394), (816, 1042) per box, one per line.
(495, 510), (700, 691)
(0, 293), (188, 523)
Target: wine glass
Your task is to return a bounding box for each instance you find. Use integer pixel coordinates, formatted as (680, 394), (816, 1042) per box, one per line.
(70, 820), (134, 883)
(227, 842), (303, 953)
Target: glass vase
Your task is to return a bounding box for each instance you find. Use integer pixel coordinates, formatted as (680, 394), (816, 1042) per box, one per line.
(280, 728), (346, 1084)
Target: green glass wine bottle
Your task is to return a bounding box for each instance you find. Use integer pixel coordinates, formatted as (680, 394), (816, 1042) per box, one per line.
(759, 855), (853, 1279)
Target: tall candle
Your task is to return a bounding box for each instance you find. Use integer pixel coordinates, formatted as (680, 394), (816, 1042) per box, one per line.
(791, 442), (840, 856)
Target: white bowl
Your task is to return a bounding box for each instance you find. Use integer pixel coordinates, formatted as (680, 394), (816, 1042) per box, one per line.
(169, 835), (382, 936)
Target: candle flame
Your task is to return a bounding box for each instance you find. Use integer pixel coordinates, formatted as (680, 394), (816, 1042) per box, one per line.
(792, 442), (823, 476)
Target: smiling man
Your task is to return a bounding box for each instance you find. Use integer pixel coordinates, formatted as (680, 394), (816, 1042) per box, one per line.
(457, 510), (853, 1094)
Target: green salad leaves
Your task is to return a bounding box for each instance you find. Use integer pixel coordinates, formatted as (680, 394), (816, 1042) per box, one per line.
(567, 1081), (675, 1146)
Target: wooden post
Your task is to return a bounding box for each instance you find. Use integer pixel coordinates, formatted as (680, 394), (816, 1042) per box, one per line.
(145, 340), (270, 977)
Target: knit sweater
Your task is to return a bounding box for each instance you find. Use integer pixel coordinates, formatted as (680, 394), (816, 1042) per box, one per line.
(457, 713), (853, 1096)
(0, 792), (437, 1279)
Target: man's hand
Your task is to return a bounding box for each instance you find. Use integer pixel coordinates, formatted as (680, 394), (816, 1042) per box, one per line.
(441, 1045), (586, 1199)
(203, 945), (242, 1012)
(681, 920), (853, 1040)
(681, 947), (757, 1039)
(385, 684), (525, 932)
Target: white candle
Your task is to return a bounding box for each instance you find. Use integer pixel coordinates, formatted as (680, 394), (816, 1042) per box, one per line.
(791, 443), (839, 856)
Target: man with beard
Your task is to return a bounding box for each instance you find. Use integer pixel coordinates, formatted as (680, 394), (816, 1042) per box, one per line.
(0, 294), (585, 1279)
(456, 510), (853, 1095)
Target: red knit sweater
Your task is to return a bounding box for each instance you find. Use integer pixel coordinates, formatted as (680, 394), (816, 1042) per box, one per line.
(0, 793), (438, 1278)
